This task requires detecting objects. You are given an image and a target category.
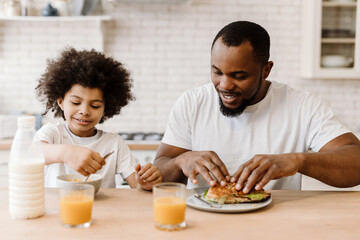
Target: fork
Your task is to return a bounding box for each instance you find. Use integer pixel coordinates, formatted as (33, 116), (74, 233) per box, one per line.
(84, 150), (114, 182)
(193, 192), (223, 208)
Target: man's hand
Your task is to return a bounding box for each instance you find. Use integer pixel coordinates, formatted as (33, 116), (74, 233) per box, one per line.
(231, 153), (304, 193)
(175, 151), (231, 187)
(61, 145), (106, 176)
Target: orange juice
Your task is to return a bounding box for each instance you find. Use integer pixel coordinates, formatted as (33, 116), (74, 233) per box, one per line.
(153, 196), (186, 225)
(60, 195), (93, 225)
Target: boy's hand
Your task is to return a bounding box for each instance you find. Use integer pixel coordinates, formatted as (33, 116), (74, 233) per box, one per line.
(135, 163), (162, 190)
(62, 145), (106, 176)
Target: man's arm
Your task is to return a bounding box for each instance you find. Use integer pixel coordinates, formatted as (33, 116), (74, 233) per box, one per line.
(299, 132), (360, 187)
(154, 143), (230, 186)
(154, 143), (190, 184)
(232, 132), (360, 193)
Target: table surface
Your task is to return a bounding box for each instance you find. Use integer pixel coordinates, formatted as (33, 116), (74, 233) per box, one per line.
(1, 188), (360, 240)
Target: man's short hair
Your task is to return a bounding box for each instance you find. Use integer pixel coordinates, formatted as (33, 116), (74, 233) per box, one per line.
(211, 21), (270, 65)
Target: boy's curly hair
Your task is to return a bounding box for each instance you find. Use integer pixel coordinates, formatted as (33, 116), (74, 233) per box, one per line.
(36, 48), (135, 123)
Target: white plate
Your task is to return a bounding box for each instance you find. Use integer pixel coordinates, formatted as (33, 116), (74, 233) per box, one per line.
(186, 188), (272, 213)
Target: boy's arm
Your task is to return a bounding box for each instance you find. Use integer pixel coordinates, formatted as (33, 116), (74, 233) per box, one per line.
(40, 141), (67, 165)
(40, 142), (106, 176)
(125, 173), (138, 189)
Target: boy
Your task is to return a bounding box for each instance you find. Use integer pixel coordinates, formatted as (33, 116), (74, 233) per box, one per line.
(35, 48), (162, 190)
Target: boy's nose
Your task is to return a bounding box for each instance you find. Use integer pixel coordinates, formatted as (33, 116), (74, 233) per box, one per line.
(79, 105), (91, 116)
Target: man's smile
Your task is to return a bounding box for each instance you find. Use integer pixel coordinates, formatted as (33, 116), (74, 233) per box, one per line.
(218, 90), (241, 106)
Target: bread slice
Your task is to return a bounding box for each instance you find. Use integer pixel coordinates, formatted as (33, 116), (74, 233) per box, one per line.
(204, 182), (271, 204)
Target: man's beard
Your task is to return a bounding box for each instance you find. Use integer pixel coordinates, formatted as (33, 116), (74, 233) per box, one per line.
(219, 96), (248, 117)
(218, 74), (263, 117)
(219, 97), (248, 117)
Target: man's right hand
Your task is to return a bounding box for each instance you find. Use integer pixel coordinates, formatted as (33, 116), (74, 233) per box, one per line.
(175, 150), (230, 186)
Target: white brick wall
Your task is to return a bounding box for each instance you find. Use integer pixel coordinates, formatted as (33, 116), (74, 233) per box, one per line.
(0, 0), (359, 135)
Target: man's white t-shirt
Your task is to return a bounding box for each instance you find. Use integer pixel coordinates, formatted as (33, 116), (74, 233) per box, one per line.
(35, 122), (136, 188)
(162, 81), (350, 190)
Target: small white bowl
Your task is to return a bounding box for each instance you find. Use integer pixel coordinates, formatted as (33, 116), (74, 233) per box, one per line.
(56, 174), (102, 194)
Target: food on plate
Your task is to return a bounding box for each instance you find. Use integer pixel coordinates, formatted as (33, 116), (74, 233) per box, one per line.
(203, 182), (271, 204)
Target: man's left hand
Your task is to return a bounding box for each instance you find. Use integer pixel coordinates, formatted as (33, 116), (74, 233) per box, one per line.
(231, 153), (304, 193)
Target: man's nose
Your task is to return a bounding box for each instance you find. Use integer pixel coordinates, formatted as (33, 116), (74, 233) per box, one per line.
(219, 75), (235, 90)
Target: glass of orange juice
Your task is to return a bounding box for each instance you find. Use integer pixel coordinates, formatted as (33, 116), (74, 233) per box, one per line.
(153, 182), (186, 231)
(59, 184), (94, 228)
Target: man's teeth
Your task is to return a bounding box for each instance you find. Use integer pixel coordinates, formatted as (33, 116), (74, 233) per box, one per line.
(77, 119), (88, 122)
(223, 94), (235, 99)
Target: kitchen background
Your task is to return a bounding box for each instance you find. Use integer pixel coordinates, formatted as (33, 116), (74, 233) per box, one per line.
(0, 0), (359, 134)
(0, 0), (359, 189)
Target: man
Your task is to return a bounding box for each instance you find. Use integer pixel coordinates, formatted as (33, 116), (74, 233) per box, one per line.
(154, 21), (360, 193)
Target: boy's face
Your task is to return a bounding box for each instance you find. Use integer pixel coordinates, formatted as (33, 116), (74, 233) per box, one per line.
(57, 84), (105, 137)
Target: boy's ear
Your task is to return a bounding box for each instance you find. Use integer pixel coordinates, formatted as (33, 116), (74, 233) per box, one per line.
(57, 98), (64, 110)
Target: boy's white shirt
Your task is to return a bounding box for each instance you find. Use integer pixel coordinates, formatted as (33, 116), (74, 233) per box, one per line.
(34, 122), (137, 188)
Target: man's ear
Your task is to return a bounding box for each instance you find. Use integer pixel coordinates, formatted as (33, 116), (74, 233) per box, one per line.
(57, 98), (64, 110)
(262, 61), (274, 80)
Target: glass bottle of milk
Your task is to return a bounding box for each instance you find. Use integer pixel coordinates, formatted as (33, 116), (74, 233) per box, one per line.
(8, 116), (45, 219)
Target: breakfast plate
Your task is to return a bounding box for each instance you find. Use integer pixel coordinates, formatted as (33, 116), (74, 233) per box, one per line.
(186, 188), (272, 213)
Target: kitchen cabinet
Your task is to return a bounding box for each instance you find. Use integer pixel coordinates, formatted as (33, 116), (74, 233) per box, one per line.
(0, 15), (111, 51)
(0, 15), (111, 21)
(301, 0), (360, 79)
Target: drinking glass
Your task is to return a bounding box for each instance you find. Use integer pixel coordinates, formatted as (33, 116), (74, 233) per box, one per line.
(153, 182), (186, 231)
(59, 184), (94, 228)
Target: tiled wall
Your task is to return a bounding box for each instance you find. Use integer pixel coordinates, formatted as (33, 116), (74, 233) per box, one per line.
(0, 0), (360, 135)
